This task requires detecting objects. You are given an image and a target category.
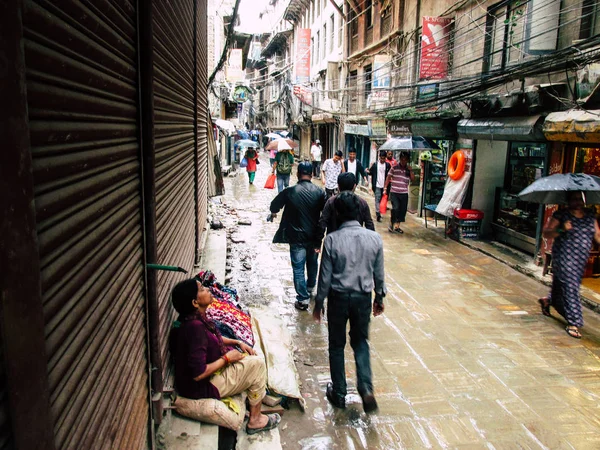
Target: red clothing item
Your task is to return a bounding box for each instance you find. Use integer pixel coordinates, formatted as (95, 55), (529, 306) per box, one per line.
(173, 316), (223, 400)
(245, 149), (258, 172)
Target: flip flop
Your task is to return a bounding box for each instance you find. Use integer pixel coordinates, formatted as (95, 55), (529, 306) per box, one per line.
(246, 413), (281, 435)
(565, 326), (582, 339)
(538, 298), (551, 317)
(396, 228), (404, 234)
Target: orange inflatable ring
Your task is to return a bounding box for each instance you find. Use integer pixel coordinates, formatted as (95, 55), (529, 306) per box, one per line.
(448, 150), (466, 180)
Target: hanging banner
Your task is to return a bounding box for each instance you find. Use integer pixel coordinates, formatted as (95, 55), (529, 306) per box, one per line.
(227, 48), (244, 82)
(293, 85), (312, 105)
(419, 16), (453, 80)
(294, 29), (311, 83)
(372, 55), (391, 104)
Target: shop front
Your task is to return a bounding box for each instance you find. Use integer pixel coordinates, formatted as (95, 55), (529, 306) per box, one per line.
(458, 115), (548, 254)
(344, 122), (371, 170)
(387, 118), (459, 215)
(312, 113), (337, 160)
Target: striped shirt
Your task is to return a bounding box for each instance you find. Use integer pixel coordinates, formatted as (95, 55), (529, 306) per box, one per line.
(388, 165), (410, 194)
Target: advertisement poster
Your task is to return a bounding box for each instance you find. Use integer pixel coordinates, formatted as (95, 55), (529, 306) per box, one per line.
(293, 85), (312, 105)
(372, 55), (391, 104)
(227, 48), (244, 82)
(294, 29), (311, 83)
(419, 16), (453, 80)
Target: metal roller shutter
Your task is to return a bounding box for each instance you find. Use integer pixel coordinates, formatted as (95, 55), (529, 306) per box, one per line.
(0, 344), (12, 450)
(196, 0), (209, 256)
(22, 1), (149, 449)
(153, 0), (197, 379)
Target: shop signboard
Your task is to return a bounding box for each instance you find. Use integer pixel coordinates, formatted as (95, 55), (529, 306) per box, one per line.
(388, 121), (412, 136)
(232, 86), (251, 103)
(576, 63), (600, 101)
(419, 16), (453, 80)
(344, 123), (370, 136)
(294, 29), (311, 83)
(372, 55), (391, 104)
(368, 119), (387, 138)
(227, 49), (244, 82)
(293, 85), (312, 105)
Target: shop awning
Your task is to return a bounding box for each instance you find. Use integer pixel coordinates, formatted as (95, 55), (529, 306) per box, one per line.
(389, 118), (459, 139)
(457, 115), (545, 142)
(543, 109), (600, 143)
(214, 119), (236, 134)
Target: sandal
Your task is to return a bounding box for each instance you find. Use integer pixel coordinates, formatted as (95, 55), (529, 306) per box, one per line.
(396, 227), (404, 234)
(565, 326), (582, 339)
(246, 413), (281, 435)
(388, 226), (395, 233)
(538, 297), (551, 317)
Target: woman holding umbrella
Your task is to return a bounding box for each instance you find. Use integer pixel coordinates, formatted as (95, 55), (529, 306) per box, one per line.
(539, 191), (600, 338)
(244, 146), (259, 184)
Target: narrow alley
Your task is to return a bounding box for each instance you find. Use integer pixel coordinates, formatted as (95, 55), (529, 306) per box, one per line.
(221, 154), (600, 449)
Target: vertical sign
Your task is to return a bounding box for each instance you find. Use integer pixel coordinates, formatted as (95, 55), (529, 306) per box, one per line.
(371, 54), (391, 104)
(419, 16), (453, 80)
(295, 29), (311, 83)
(227, 48), (244, 82)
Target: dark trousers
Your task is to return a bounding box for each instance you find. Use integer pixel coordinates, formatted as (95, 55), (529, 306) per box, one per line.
(325, 188), (338, 200)
(327, 292), (373, 397)
(390, 192), (408, 224)
(312, 161), (321, 177)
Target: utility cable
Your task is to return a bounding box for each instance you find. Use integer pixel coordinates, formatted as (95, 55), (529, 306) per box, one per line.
(208, 0), (243, 87)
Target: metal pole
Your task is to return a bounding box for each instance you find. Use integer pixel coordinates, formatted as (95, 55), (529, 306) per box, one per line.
(0, 1), (56, 448)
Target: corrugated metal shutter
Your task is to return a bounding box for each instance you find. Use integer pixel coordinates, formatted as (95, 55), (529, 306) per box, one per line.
(153, 0), (197, 380)
(23, 1), (149, 449)
(196, 0), (209, 256)
(0, 344), (13, 450)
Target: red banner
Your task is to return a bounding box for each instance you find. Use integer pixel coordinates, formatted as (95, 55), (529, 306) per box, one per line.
(419, 16), (453, 80)
(294, 29), (311, 83)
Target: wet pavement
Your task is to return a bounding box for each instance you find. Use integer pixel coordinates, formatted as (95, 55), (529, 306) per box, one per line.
(216, 152), (600, 450)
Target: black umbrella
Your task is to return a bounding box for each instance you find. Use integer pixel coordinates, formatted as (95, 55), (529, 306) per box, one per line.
(518, 173), (600, 204)
(379, 136), (440, 151)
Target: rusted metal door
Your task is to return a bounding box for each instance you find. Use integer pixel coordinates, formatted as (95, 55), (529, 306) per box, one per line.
(0, 343), (12, 450)
(22, 1), (150, 448)
(153, 0), (198, 380)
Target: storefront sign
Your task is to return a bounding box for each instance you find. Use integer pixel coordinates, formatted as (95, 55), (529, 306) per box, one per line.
(372, 55), (391, 104)
(311, 112), (334, 123)
(227, 49), (244, 82)
(417, 84), (439, 102)
(344, 123), (370, 136)
(232, 86), (250, 103)
(293, 85), (312, 105)
(388, 121), (412, 136)
(419, 16), (453, 80)
(294, 29), (311, 83)
(368, 119), (387, 137)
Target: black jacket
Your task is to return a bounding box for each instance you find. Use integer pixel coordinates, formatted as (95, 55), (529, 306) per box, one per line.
(343, 159), (368, 183)
(270, 180), (327, 246)
(368, 161), (391, 194)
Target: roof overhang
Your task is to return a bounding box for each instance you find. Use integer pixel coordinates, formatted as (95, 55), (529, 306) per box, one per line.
(458, 115), (545, 142)
(543, 109), (600, 143)
(261, 29), (293, 58)
(284, 0), (311, 23)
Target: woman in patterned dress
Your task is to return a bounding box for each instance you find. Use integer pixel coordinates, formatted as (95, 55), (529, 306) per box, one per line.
(539, 191), (600, 338)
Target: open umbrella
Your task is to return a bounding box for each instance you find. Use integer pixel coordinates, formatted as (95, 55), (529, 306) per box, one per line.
(265, 132), (281, 139)
(235, 129), (250, 139)
(236, 139), (258, 148)
(379, 136), (440, 151)
(518, 173), (600, 204)
(265, 138), (299, 151)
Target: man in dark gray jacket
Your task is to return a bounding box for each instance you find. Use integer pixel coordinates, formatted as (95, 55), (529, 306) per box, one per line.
(313, 191), (386, 413)
(270, 161), (327, 311)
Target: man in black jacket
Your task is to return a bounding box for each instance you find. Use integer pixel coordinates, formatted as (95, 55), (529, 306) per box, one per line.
(270, 161), (327, 311)
(367, 150), (391, 222)
(343, 148), (369, 185)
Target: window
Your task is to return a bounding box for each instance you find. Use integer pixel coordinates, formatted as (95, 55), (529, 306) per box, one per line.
(330, 15), (335, 52)
(348, 70), (358, 111)
(364, 64), (372, 103)
(350, 9), (358, 37)
(322, 25), (326, 56)
(311, 37), (315, 65)
(338, 15), (343, 47)
(381, 4), (392, 36)
(485, 0), (560, 72)
(580, 0), (600, 39)
(316, 30), (320, 62)
(317, 0), (321, 18)
(365, 0), (373, 29)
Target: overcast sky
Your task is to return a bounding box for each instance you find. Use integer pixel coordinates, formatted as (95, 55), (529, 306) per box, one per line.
(236, 0), (284, 34)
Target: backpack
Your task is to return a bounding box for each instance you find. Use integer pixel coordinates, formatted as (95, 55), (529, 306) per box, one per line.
(277, 152), (293, 174)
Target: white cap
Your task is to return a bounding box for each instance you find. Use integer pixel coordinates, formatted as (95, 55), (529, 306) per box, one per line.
(316, 139), (320, 144)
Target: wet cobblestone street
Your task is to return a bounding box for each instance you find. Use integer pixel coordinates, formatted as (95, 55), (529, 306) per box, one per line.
(218, 153), (600, 449)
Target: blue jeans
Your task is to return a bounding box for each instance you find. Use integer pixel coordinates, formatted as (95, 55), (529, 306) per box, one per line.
(277, 174), (290, 192)
(327, 292), (373, 397)
(289, 243), (319, 304)
(374, 187), (384, 217)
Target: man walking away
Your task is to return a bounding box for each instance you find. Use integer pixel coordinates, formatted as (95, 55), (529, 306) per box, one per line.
(272, 140), (295, 192)
(384, 151), (414, 234)
(367, 150), (391, 222)
(343, 148), (369, 186)
(313, 192), (386, 413)
(310, 140), (322, 178)
(270, 161), (327, 311)
(318, 172), (374, 238)
(321, 150), (345, 199)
